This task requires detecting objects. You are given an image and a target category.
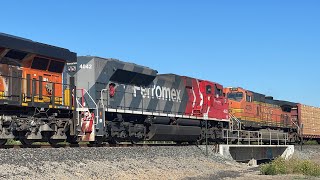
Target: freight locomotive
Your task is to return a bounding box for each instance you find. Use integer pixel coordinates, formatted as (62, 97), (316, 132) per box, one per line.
(0, 33), (318, 146)
(224, 87), (300, 143)
(66, 56), (230, 144)
(0, 33), (76, 145)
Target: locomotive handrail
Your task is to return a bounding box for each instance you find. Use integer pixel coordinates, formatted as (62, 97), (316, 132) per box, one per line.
(229, 113), (242, 131)
(290, 118), (301, 134)
(76, 88), (99, 126)
(73, 89), (84, 109)
(223, 129), (289, 145)
(100, 88), (109, 108)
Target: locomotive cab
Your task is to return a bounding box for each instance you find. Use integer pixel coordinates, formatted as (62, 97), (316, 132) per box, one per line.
(196, 80), (228, 120)
(224, 87), (252, 115)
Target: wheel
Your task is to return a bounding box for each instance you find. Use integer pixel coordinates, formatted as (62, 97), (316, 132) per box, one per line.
(108, 138), (121, 145)
(130, 137), (141, 144)
(20, 139), (34, 146)
(0, 139), (7, 146)
(188, 142), (195, 145)
(176, 141), (183, 145)
(89, 136), (105, 145)
(49, 139), (64, 146)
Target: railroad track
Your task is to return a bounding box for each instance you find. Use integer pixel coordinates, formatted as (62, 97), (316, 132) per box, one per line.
(0, 143), (189, 149)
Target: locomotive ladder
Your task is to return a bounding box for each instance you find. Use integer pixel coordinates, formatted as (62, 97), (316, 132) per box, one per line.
(75, 89), (99, 122)
(229, 113), (242, 131)
(75, 89), (99, 141)
(290, 117), (302, 142)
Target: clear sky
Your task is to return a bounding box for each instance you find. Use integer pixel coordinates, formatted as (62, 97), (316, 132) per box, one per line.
(1, 1), (319, 106)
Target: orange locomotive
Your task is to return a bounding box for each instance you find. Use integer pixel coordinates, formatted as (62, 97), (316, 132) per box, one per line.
(224, 87), (299, 141)
(0, 33), (76, 145)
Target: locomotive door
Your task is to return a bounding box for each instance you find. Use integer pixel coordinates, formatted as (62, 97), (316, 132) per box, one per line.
(212, 84), (224, 110)
(43, 74), (53, 102)
(243, 91), (255, 121)
(8, 66), (22, 102)
(42, 74), (61, 104)
(200, 81), (214, 114)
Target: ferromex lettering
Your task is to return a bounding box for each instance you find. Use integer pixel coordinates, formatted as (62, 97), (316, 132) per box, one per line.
(133, 85), (181, 102)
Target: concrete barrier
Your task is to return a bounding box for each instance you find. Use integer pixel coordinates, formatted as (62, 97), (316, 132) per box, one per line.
(219, 145), (294, 162)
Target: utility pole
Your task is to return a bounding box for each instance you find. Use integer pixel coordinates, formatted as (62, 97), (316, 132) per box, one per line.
(204, 113), (208, 156)
(300, 123), (304, 151)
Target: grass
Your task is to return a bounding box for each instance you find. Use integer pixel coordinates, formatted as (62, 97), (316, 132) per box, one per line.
(6, 139), (21, 145)
(261, 157), (320, 177)
(304, 140), (319, 145)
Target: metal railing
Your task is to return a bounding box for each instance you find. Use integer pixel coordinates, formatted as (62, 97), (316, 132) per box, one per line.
(0, 74), (72, 107)
(223, 129), (289, 145)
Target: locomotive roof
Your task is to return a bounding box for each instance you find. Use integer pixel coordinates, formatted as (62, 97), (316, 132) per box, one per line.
(159, 74), (223, 84)
(79, 56), (157, 72)
(228, 87), (298, 107)
(250, 90), (297, 107)
(0, 33), (77, 62)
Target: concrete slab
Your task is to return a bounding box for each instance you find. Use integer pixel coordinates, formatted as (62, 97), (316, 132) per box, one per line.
(219, 145), (294, 162)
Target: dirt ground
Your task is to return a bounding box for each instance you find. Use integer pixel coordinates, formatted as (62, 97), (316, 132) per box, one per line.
(0, 145), (319, 180)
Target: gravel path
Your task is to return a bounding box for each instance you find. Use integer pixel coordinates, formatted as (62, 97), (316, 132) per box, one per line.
(0, 145), (319, 180)
(294, 145), (320, 164)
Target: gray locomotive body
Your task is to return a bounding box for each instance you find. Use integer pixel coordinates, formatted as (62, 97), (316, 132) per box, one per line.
(69, 56), (202, 143)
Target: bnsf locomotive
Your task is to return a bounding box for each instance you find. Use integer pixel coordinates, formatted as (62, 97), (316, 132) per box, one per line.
(0, 33), (76, 145)
(0, 33), (316, 146)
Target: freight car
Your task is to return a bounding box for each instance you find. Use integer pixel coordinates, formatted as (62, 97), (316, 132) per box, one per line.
(224, 87), (300, 143)
(297, 104), (320, 143)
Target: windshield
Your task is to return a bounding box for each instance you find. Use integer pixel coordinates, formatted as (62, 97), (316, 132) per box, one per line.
(227, 92), (243, 102)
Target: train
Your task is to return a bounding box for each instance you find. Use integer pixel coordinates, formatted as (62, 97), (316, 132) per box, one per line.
(0, 32), (318, 146)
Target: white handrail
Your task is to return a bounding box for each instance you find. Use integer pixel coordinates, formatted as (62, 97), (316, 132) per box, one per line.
(223, 129), (289, 146)
(100, 88), (109, 107)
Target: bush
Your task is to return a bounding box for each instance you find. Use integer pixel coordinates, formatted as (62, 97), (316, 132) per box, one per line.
(260, 158), (287, 175)
(261, 157), (320, 177)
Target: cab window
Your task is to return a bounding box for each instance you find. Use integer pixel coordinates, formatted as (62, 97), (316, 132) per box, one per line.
(31, 57), (49, 70)
(227, 92), (243, 102)
(5, 49), (28, 60)
(246, 95), (252, 102)
(48, 60), (65, 73)
(215, 85), (223, 96)
(206, 85), (212, 94)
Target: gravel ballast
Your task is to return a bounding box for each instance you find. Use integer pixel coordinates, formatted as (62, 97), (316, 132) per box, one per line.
(0, 145), (319, 180)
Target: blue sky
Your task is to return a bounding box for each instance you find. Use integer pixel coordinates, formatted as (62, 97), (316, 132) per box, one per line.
(1, 1), (319, 106)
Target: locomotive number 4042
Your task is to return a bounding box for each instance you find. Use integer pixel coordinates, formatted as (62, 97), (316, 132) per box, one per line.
(79, 64), (92, 69)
